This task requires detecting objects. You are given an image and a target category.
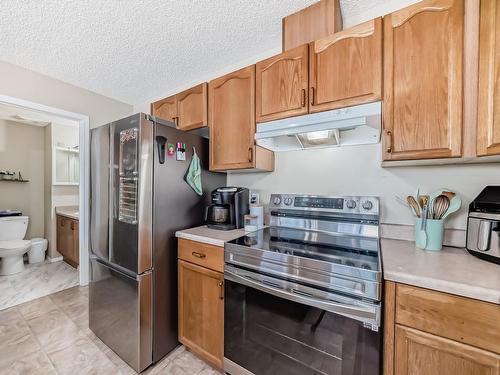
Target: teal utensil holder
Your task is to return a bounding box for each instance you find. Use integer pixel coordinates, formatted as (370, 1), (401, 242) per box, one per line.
(415, 218), (444, 251)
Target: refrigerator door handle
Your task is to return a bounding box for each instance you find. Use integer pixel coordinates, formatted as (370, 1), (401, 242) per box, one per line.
(90, 255), (145, 280)
(156, 136), (167, 164)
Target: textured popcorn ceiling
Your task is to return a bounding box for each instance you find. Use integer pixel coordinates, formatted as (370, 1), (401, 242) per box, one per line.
(0, 0), (388, 105)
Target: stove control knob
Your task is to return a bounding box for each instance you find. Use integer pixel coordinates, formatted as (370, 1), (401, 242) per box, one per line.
(346, 200), (357, 209)
(362, 200), (373, 210)
(284, 197), (293, 206)
(272, 196), (282, 205)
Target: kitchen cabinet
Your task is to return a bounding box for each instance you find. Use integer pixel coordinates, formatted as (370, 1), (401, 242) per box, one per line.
(151, 83), (208, 130)
(477, 0), (500, 156)
(384, 281), (500, 375)
(209, 65), (274, 171)
(256, 44), (309, 122)
(256, 18), (382, 124)
(56, 214), (79, 268)
(382, 0), (464, 161)
(309, 17), (382, 113)
(151, 94), (177, 123)
(178, 239), (224, 369)
(282, 0), (342, 51)
(395, 325), (500, 375)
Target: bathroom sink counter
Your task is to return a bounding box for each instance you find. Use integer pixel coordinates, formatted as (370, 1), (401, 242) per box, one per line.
(55, 206), (79, 221)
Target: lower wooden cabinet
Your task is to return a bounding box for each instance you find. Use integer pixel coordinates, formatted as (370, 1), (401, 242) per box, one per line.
(385, 281), (500, 375)
(56, 214), (79, 268)
(395, 325), (500, 375)
(178, 239), (224, 369)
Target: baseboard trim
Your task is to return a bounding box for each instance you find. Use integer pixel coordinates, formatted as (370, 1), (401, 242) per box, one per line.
(48, 256), (63, 263)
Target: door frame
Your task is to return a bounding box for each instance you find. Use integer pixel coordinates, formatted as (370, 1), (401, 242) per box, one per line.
(0, 95), (90, 285)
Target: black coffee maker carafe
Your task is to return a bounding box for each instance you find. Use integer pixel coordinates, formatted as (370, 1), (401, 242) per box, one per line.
(205, 187), (249, 230)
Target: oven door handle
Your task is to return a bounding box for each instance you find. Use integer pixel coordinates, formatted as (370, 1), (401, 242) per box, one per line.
(225, 267), (380, 329)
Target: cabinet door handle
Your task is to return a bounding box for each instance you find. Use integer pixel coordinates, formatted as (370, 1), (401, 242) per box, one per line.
(386, 130), (393, 153)
(61, 219), (65, 227)
(301, 88), (306, 107)
(248, 147), (253, 162)
(218, 281), (224, 300)
(70, 222), (75, 230)
(310, 87), (315, 106)
(191, 251), (206, 259)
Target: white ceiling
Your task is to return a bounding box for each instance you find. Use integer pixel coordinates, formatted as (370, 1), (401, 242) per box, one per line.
(0, 103), (78, 127)
(0, 0), (390, 106)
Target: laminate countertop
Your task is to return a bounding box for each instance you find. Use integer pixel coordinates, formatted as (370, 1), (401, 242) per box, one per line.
(55, 206), (79, 221)
(175, 225), (251, 247)
(381, 238), (500, 305)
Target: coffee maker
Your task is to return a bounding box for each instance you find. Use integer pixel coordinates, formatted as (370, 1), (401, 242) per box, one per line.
(205, 187), (249, 230)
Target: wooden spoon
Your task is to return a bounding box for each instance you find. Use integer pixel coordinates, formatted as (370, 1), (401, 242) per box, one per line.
(407, 195), (421, 218)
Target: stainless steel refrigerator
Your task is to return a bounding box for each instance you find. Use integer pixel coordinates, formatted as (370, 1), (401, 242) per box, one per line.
(89, 113), (225, 372)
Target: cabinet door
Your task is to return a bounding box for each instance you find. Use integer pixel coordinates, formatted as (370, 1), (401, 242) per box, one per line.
(178, 260), (224, 368)
(477, 0), (500, 156)
(209, 66), (256, 170)
(177, 83), (208, 131)
(151, 95), (178, 124)
(395, 325), (500, 375)
(56, 216), (71, 258)
(71, 220), (79, 266)
(309, 18), (382, 113)
(383, 0), (464, 161)
(256, 44), (309, 122)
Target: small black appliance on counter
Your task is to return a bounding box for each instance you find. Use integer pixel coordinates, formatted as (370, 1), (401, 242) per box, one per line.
(466, 186), (500, 265)
(205, 187), (249, 230)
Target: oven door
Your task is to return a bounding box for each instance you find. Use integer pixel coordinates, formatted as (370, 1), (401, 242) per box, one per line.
(224, 265), (381, 375)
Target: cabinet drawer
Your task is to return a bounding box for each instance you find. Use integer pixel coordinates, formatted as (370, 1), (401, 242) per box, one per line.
(396, 284), (500, 354)
(178, 239), (224, 273)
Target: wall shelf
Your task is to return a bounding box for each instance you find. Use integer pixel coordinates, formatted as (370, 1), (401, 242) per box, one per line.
(0, 179), (29, 183)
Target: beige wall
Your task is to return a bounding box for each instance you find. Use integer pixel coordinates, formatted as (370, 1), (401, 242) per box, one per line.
(44, 123), (80, 258)
(0, 120), (45, 238)
(0, 61), (133, 129)
(228, 145), (500, 230)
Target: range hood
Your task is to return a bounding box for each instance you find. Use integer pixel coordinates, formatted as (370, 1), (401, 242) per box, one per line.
(255, 101), (381, 151)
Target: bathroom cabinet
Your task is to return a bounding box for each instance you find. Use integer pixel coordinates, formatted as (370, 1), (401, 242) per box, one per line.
(56, 214), (79, 267)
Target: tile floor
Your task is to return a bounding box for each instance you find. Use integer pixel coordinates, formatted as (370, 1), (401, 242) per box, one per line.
(0, 260), (79, 310)
(0, 286), (222, 375)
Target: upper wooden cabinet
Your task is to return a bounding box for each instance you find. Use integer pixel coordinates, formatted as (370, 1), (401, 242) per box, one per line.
(209, 66), (274, 171)
(477, 0), (500, 156)
(151, 94), (177, 123)
(309, 17), (382, 113)
(176, 83), (208, 131)
(382, 0), (464, 161)
(282, 0), (342, 51)
(256, 44), (309, 122)
(151, 83), (208, 130)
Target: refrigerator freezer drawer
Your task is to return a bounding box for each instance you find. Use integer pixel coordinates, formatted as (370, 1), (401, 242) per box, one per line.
(89, 258), (153, 372)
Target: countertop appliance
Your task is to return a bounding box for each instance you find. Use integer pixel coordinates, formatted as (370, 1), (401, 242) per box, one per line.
(206, 187), (249, 230)
(224, 194), (382, 375)
(255, 101), (381, 151)
(89, 113), (225, 372)
(466, 186), (500, 265)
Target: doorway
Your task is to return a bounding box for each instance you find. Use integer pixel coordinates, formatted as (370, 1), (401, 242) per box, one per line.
(0, 95), (90, 293)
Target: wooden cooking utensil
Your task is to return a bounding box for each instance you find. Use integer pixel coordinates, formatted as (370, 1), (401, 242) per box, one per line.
(407, 196), (421, 218)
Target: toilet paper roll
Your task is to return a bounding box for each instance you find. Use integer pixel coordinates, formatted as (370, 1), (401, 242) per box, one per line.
(250, 205), (264, 228)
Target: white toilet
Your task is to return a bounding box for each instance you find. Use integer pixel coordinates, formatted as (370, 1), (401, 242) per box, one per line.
(0, 216), (31, 275)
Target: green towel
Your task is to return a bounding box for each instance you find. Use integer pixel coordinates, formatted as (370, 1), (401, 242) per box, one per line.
(184, 147), (202, 196)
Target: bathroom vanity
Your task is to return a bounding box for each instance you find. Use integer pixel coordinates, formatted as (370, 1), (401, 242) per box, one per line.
(56, 212), (79, 268)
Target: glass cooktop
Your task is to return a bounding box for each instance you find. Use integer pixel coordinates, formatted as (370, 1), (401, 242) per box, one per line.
(228, 226), (380, 272)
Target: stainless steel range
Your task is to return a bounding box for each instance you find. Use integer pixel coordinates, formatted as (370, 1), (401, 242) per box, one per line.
(224, 194), (382, 375)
